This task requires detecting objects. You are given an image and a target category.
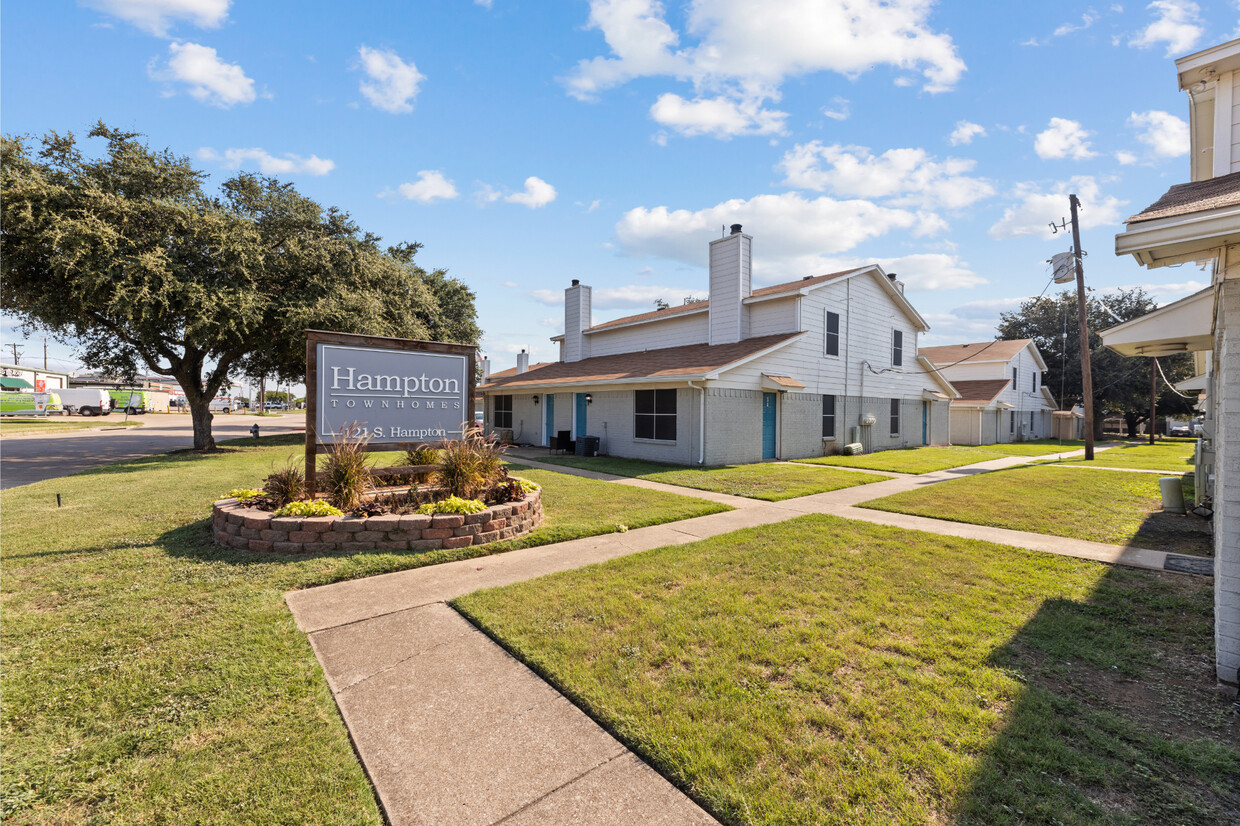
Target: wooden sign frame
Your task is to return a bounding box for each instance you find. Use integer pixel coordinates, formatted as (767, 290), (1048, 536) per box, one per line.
(304, 329), (477, 497)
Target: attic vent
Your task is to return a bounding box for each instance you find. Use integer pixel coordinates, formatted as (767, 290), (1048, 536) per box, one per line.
(802, 275), (812, 280)
(654, 299), (669, 310)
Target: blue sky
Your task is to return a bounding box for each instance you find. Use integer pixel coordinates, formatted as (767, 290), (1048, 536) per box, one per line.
(3, 0), (1237, 380)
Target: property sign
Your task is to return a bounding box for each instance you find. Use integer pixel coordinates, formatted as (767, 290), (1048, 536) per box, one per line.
(315, 343), (469, 442)
(304, 330), (477, 495)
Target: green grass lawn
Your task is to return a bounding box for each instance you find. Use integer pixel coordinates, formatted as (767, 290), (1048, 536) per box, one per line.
(0, 417), (144, 436)
(534, 455), (889, 500)
(793, 440), (1108, 474)
(860, 465), (1212, 555)
(455, 515), (1237, 826)
(1043, 440), (1196, 473)
(0, 437), (727, 824)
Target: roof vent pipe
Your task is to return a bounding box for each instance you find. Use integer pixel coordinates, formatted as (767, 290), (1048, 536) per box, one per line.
(571, 279), (580, 286)
(730, 224), (743, 235)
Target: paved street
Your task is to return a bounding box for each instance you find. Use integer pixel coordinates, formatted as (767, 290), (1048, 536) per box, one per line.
(0, 412), (306, 489)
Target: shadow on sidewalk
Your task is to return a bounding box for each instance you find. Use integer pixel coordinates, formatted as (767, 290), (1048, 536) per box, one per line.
(950, 564), (1238, 825)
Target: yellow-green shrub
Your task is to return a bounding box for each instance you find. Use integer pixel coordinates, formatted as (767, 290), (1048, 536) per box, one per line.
(415, 495), (486, 515)
(273, 500), (344, 517)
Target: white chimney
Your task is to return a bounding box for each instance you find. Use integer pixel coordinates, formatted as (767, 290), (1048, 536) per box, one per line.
(708, 224), (751, 346)
(516, 349), (529, 374)
(479, 357), (491, 384)
(564, 279), (592, 363)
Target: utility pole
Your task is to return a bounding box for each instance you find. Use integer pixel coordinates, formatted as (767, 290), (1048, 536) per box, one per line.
(8, 343), (23, 365)
(43, 338), (48, 370)
(1069, 194), (1095, 460)
(1150, 358), (1157, 446)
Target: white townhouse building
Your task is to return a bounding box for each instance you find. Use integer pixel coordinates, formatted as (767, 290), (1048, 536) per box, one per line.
(479, 225), (957, 466)
(918, 339), (1059, 445)
(1103, 37), (1240, 688)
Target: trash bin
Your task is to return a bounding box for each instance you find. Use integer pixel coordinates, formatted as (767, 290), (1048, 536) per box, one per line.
(576, 435), (600, 457)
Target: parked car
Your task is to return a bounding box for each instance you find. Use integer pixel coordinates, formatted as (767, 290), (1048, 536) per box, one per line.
(264, 401), (289, 410)
(209, 399), (233, 414)
(1169, 425), (1193, 437)
(57, 388), (113, 416)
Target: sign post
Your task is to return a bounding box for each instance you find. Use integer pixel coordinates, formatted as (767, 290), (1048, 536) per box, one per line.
(304, 330), (476, 497)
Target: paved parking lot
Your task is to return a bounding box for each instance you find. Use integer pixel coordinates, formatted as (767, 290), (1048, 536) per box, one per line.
(0, 412), (305, 489)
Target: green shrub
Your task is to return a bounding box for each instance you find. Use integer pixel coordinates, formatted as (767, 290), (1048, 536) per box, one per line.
(434, 429), (505, 499)
(273, 500), (344, 517)
(402, 444), (441, 485)
(514, 478), (539, 493)
(415, 495), (487, 515)
(263, 459), (305, 507)
(319, 422), (373, 511)
(225, 488), (262, 501)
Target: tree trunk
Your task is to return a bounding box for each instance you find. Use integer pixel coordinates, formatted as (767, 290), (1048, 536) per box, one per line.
(1125, 411), (1140, 439)
(188, 397), (216, 451)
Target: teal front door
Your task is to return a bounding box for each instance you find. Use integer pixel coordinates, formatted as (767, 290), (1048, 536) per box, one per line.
(921, 401), (929, 445)
(574, 393), (588, 438)
(544, 395), (554, 445)
(761, 393), (777, 459)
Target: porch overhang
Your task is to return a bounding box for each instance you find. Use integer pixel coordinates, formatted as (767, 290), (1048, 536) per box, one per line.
(1097, 287), (1215, 357)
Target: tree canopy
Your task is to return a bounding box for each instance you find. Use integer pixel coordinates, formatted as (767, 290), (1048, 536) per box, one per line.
(997, 288), (1196, 437)
(1, 123), (480, 448)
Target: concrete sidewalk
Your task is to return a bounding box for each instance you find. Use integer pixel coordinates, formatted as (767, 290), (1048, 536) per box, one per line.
(286, 444), (1204, 825)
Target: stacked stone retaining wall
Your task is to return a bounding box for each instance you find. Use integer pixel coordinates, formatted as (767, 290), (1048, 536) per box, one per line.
(211, 489), (543, 554)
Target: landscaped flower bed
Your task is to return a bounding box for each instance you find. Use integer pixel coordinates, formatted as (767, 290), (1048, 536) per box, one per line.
(212, 485), (543, 554)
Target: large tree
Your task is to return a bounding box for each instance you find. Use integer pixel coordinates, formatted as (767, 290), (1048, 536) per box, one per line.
(2, 124), (480, 449)
(997, 288), (1196, 438)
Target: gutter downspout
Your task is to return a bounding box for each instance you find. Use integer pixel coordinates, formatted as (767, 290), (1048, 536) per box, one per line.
(686, 380), (706, 465)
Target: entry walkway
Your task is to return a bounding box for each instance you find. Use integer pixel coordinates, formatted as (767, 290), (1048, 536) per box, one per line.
(285, 445), (1204, 825)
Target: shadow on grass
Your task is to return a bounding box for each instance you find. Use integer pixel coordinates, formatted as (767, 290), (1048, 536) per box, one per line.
(952, 565), (1238, 826)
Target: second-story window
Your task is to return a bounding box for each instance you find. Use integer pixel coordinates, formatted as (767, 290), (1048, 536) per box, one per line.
(892, 330), (903, 367)
(825, 311), (840, 356)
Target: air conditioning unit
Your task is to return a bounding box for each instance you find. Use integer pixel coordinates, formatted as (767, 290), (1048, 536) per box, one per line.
(861, 415), (876, 426)
(842, 443), (865, 455)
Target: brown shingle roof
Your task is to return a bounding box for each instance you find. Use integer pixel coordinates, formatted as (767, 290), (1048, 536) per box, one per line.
(478, 333), (801, 390)
(919, 339), (1031, 366)
(1126, 172), (1240, 224)
(949, 379), (1011, 405)
(762, 374), (805, 388)
(581, 267), (864, 333)
(488, 362), (554, 380)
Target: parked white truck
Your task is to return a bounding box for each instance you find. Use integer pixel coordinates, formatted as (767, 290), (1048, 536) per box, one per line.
(57, 388), (114, 417)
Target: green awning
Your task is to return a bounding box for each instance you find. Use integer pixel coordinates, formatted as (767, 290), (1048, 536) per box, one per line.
(0, 378), (34, 389)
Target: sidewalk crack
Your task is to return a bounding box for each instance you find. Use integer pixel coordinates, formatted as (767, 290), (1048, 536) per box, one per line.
(488, 753), (627, 826)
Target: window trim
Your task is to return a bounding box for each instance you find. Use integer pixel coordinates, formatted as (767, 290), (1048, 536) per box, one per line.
(889, 398), (900, 435)
(634, 388), (677, 442)
(822, 394), (836, 439)
(824, 310), (840, 357)
(494, 394), (513, 429)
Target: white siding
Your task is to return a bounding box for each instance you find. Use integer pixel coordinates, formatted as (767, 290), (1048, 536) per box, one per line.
(935, 360), (1007, 381)
(748, 297), (798, 337)
(708, 233), (750, 345)
(1214, 276), (1240, 685)
(586, 311), (708, 357)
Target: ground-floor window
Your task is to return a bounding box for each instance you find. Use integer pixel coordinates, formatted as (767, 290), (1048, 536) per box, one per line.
(494, 394), (512, 429)
(1010, 410), (1015, 434)
(1030, 410), (1035, 432)
(822, 395), (836, 438)
(889, 398), (900, 435)
(635, 389), (676, 440)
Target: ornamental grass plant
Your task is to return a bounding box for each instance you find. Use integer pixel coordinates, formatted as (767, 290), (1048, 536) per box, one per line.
(319, 422), (373, 511)
(263, 459), (306, 507)
(433, 428), (505, 500)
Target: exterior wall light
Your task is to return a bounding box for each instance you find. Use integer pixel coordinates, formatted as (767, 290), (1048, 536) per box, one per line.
(532, 395), (539, 405)
(585, 394), (593, 404)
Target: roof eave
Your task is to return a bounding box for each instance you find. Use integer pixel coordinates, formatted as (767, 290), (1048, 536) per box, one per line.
(1115, 203), (1240, 268)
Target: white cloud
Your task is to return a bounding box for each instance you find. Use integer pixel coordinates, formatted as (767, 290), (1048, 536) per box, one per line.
(988, 176), (1126, 239)
(1053, 12), (1098, 36)
(868, 253), (986, 291)
(822, 97), (850, 121)
(949, 121), (986, 146)
(150, 42), (255, 107)
(649, 92), (787, 137)
(1115, 150), (1139, 164)
(563, 0), (965, 139)
(197, 147), (334, 175)
(357, 46), (424, 114)
(1129, 0), (1203, 56)
(778, 142), (994, 210)
(475, 0), (493, 7)
(505, 176), (557, 208)
(1034, 117), (1096, 160)
(81, 0), (229, 36)
(1128, 109), (1189, 157)
(613, 191), (965, 286)
(395, 170), (459, 203)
